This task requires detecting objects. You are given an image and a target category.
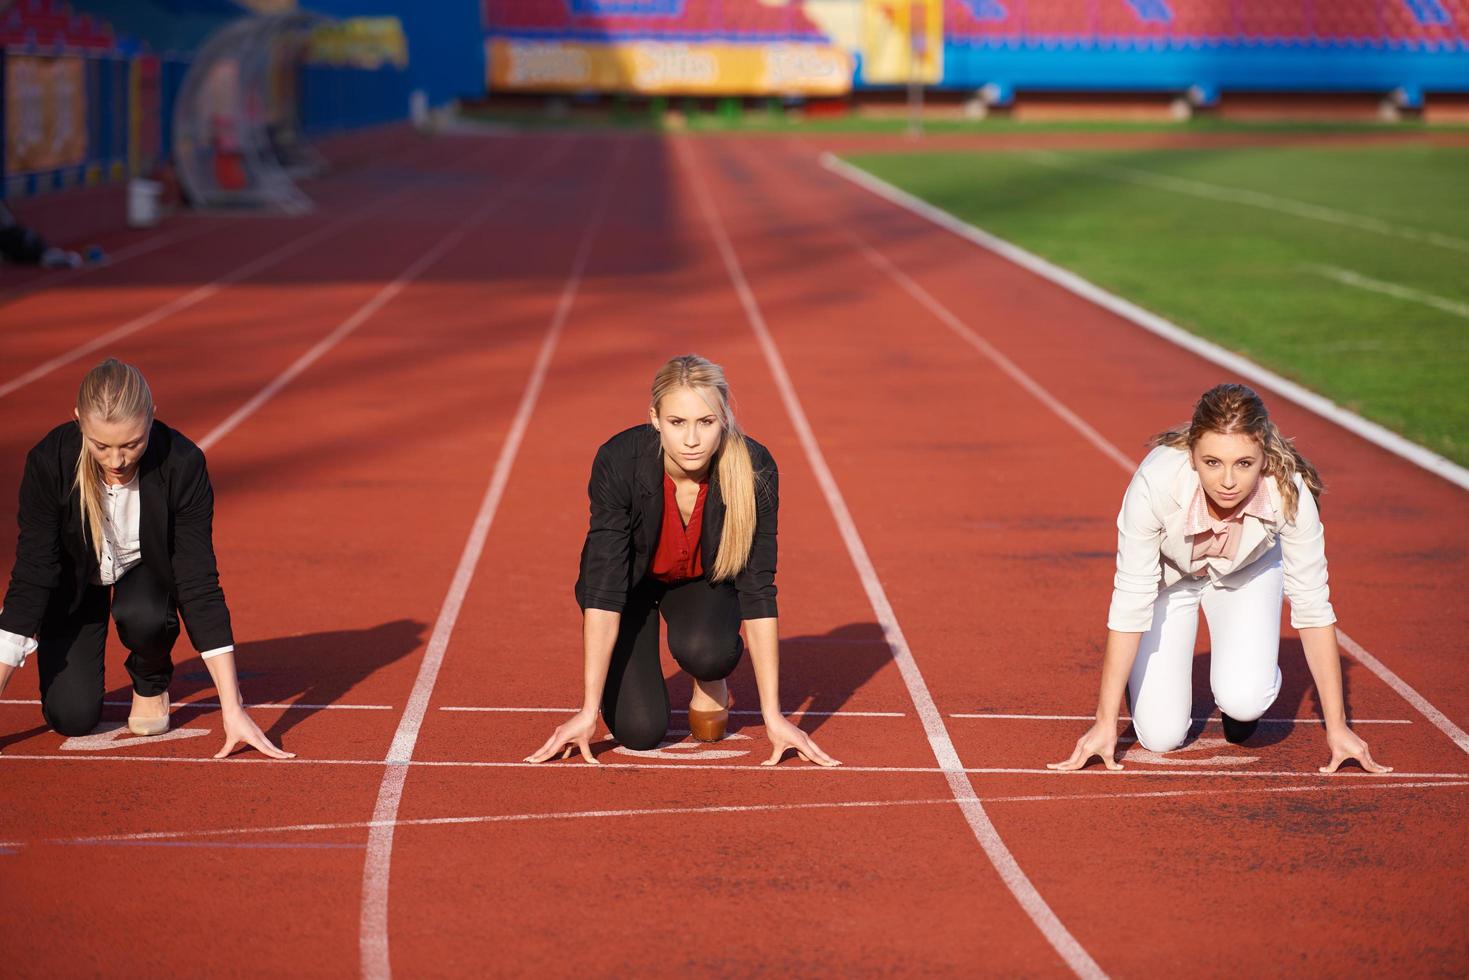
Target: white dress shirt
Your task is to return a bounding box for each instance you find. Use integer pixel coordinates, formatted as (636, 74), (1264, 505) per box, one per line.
(0, 473), (233, 668)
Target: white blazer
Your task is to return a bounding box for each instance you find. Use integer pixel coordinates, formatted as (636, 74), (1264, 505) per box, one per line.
(1108, 445), (1335, 632)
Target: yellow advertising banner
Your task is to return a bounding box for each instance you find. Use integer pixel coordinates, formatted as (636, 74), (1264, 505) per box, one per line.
(5, 55), (88, 174)
(860, 0), (942, 84)
(309, 17), (409, 70)
(487, 39), (852, 96)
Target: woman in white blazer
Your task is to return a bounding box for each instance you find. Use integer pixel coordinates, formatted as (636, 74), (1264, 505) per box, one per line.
(1051, 384), (1389, 774)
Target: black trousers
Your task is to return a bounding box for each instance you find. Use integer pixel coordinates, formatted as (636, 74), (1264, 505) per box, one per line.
(38, 562), (179, 736)
(601, 576), (744, 751)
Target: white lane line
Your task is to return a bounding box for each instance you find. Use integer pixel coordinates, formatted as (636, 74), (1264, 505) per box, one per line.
(0, 184), (422, 403)
(198, 142), (571, 454)
(820, 153), (1469, 492)
(681, 139), (1105, 980)
(819, 197), (1469, 761)
(951, 713), (1412, 725)
(848, 229), (1136, 473)
(7, 778), (1463, 854)
(1024, 150), (1469, 256)
(981, 778), (1469, 804)
(2, 753), (1463, 779)
(437, 706), (907, 717)
(359, 138), (625, 980)
(67, 840), (367, 850)
(1307, 264), (1469, 320)
(1336, 632), (1469, 754)
(0, 699), (392, 711)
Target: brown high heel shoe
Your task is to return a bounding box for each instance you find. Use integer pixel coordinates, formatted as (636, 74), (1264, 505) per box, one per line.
(688, 688), (733, 742)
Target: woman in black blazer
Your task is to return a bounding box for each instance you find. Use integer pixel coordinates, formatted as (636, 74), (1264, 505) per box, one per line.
(0, 358), (289, 758)
(526, 355), (838, 767)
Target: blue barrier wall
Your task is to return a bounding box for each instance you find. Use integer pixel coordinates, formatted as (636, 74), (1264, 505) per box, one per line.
(303, 0), (485, 106)
(939, 42), (1469, 96)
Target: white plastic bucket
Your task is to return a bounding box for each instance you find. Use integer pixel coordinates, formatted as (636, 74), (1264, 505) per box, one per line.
(127, 178), (163, 228)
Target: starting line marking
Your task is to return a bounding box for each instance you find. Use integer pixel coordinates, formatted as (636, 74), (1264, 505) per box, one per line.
(950, 713), (1412, 725)
(4, 779), (1463, 853)
(438, 706), (908, 718)
(58, 722), (211, 752)
(0, 699), (393, 711)
(3, 752), (1461, 781)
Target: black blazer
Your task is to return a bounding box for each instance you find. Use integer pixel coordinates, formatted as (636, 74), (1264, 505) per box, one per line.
(575, 425), (778, 620)
(0, 419), (233, 651)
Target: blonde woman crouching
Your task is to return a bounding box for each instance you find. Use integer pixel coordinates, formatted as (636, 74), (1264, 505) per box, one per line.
(1051, 383), (1389, 774)
(527, 355), (838, 767)
(0, 358), (289, 759)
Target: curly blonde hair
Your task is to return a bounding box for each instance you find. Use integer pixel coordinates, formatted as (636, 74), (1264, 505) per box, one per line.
(1150, 383), (1322, 522)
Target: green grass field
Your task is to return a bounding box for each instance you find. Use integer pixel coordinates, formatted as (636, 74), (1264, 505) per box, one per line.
(844, 145), (1469, 467)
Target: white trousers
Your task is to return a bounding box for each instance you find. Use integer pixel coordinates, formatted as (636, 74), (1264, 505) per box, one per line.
(1128, 545), (1284, 752)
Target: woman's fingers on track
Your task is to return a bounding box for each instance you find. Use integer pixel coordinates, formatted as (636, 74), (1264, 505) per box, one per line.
(524, 731), (563, 763)
(1048, 733), (1122, 771)
(213, 735), (240, 760)
(525, 720), (602, 764)
(250, 732), (295, 759)
(1320, 728), (1392, 774)
(761, 726), (840, 767)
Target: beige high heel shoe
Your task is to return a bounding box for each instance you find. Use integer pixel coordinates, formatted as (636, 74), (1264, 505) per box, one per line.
(127, 691), (170, 736)
(688, 688), (733, 743)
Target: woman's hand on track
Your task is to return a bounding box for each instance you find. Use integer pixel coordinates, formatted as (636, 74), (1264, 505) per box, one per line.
(761, 714), (840, 767)
(525, 710), (600, 765)
(1321, 726), (1392, 774)
(1048, 719), (1122, 771)
(216, 706), (294, 759)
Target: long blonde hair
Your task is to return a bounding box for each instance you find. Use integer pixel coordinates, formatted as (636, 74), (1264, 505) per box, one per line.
(650, 355), (757, 582)
(74, 358), (154, 563)
(1150, 383), (1322, 522)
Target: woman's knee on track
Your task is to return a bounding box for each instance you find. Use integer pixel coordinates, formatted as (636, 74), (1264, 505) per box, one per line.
(41, 695), (102, 737)
(1212, 686), (1275, 724)
(1212, 665), (1280, 723)
(670, 631), (742, 682)
(1132, 712), (1191, 753)
(610, 714), (669, 752)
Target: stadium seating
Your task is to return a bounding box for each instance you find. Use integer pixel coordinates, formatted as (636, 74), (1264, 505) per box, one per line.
(482, 0), (1465, 47)
(939, 0), (1468, 46)
(0, 0), (115, 51)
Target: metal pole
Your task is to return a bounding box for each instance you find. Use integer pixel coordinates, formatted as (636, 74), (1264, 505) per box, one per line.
(906, 0), (923, 139)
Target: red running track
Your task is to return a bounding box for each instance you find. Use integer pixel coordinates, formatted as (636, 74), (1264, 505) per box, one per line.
(0, 128), (1465, 977)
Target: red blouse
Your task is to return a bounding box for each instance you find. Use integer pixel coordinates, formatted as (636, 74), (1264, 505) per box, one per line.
(649, 472), (708, 583)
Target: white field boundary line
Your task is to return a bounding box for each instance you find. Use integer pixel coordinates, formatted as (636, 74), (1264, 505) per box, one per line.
(680, 140), (1105, 980)
(1023, 150), (1469, 256)
(2, 753), (1464, 780)
(1307, 264), (1469, 320)
(819, 153), (1469, 493)
(196, 140), (575, 454)
(437, 706), (907, 717)
(358, 138), (625, 980)
(0, 181), (426, 403)
(5, 779), (1464, 852)
(0, 700), (387, 710)
(823, 163), (1469, 761)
